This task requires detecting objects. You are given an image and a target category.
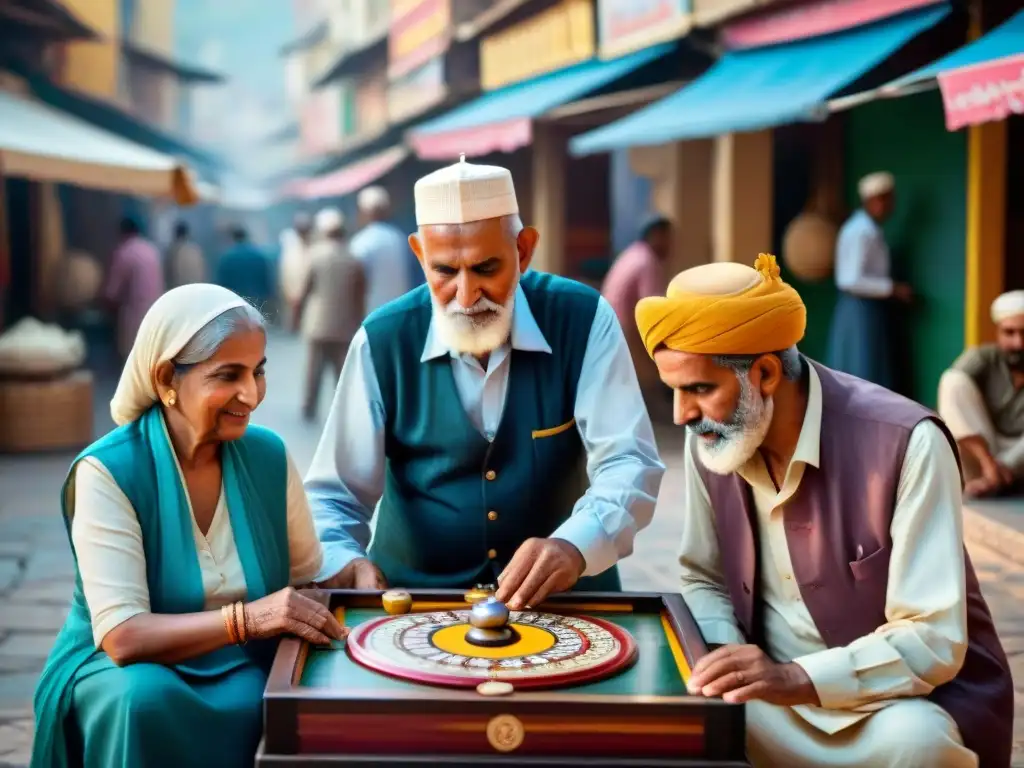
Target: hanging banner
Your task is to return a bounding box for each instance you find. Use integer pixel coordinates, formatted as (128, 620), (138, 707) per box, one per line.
(597, 0), (691, 59)
(938, 54), (1024, 131)
(389, 0), (452, 80)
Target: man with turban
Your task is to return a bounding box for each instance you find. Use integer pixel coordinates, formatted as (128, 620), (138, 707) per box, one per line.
(636, 254), (1012, 768)
(938, 289), (1024, 497)
(304, 155), (664, 610)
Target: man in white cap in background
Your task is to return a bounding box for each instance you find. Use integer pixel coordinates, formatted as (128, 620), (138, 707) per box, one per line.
(294, 207), (365, 422)
(305, 156), (664, 608)
(938, 289), (1024, 497)
(826, 171), (913, 390)
(350, 185), (416, 315)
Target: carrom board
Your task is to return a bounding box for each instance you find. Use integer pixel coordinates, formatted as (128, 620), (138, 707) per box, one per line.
(258, 589), (749, 767)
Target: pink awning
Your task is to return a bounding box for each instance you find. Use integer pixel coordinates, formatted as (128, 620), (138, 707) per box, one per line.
(406, 118), (532, 161)
(938, 54), (1024, 131)
(722, 0), (941, 50)
(284, 146), (408, 200)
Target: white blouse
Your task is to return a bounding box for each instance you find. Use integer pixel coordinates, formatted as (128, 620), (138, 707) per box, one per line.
(69, 444), (323, 647)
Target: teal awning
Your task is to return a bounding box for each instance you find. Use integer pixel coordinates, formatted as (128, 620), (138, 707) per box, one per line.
(409, 44), (673, 159)
(571, 4), (950, 155)
(828, 8), (1024, 115)
(895, 7), (1024, 86)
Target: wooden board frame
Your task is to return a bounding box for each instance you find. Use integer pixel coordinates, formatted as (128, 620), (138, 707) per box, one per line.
(260, 589), (749, 767)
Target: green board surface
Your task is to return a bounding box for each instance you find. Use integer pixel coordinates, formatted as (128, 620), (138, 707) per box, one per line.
(300, 608), (686, 697)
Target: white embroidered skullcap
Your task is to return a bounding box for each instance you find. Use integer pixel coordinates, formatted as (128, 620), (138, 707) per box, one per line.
(315, 207), (344, 233)
(357, 186), (390, 213)
(858, 172), (895, 201)
(991, 290), (1024, 324)
(414, 154), (518, 226)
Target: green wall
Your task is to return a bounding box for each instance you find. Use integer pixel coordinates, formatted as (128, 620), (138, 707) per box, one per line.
(785, 90), (967, 408)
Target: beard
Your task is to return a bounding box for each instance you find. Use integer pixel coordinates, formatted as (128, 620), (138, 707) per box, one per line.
(431, 280), (517, 357)
(689, 374), (774, 475)
(1003, 349), (1024, 372)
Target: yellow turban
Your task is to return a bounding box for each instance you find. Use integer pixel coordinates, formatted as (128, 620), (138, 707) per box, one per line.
(635, 253), (806, 357)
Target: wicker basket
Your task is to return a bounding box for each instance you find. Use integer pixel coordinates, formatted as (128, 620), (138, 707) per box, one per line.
(0, 370), (94, 453)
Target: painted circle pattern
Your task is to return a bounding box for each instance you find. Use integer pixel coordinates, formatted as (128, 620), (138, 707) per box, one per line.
(347, 610), (637, 689)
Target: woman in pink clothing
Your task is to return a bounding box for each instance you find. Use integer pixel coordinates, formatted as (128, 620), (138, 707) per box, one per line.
(103, 218), (165, 361)
(601, 216), (671, 333)
(601, 216), (673, 418)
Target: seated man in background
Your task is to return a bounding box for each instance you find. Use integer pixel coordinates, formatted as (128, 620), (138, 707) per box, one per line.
(939, 289), (1024, 497)
(636, 254), (1012, 768)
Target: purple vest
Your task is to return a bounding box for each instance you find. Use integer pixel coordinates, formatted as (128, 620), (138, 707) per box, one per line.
(696, 362), (1014, 768)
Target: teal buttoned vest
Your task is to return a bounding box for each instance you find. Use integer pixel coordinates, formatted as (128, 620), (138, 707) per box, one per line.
(363, 270), (621, 592)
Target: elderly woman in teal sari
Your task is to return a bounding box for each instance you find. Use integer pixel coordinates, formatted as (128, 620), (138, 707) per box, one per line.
(32, 284), (347, 768)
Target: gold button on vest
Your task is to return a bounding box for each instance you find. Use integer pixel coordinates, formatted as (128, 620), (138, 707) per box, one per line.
(487, 549), (497, 559)
(487, 511), (498, 521)
(485, 470), (497, 481)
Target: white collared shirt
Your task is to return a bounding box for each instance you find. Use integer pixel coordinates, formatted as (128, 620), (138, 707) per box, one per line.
(349, 221), (414, 314)
(305, 283), (665, 581)
(834, 209), (894, 299)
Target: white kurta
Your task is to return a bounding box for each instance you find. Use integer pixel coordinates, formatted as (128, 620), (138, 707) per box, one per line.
(70, 444), (323, 647)
(679, 366), (977, 767)
(938, 368), (1024, 476)
(834, 209), (894, 299)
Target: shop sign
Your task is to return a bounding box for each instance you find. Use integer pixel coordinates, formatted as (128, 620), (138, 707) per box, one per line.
(355, 70), (389, 136)
(597, 0), (691, 59)
(389, 0), (451, 80)
(693, 0), (773, 28)
(387, 56), (448, 124)
(480, 0), (595, 91)
(938, 54), (1024, 131)
(299, 87), (341, 156)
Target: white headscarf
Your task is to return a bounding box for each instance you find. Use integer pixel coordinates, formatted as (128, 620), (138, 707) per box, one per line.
(109, 284), (248, 426)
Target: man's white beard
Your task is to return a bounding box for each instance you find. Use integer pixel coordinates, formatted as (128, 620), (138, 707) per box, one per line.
(431, 280), (517, 357)
(691, 374), (774, 475)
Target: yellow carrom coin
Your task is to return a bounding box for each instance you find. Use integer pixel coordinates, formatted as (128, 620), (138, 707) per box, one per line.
(346, 609), (638, 690)
(463, 585), (495, 604)
(381, 590), (413, 615)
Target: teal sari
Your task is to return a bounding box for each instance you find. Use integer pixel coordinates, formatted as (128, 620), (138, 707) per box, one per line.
(32, 407), (291, 768)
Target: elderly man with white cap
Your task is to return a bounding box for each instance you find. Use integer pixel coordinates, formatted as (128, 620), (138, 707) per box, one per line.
(350, 185), (416, 314)
(826, 171), (913, 389)
(304, 156), (664, 608)
(294, 207), (365, 422)
(938, 289), (1024, 497)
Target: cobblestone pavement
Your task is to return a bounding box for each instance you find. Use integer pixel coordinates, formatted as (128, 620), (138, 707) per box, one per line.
(1, 332), (1021, 765)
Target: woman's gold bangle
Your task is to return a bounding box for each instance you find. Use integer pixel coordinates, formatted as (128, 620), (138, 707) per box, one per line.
(229, 601), (242, 645)
(221, 604), (238, 645)
(235, 602), (248, 645)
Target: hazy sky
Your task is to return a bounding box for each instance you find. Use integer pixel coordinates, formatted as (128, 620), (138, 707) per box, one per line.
(174, 0), (298, 198)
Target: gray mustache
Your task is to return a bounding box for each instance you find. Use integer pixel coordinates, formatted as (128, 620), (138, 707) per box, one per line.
(686, 419), (732, 438)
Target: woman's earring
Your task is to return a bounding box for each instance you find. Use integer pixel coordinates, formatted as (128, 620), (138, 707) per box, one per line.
(165, 390), (177, 407)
